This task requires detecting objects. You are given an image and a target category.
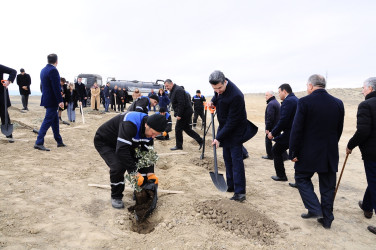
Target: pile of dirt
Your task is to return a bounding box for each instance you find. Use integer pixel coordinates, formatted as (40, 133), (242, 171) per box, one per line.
(191, 156), (225, 170)
(194, 199), (285, 245)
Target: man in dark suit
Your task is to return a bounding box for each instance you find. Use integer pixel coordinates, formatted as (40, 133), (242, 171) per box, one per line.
(290, 74), (344, 229)
(192, 90), (206, 129)
(0, 64), (17, 142)
(164, 79), (203, 151)
(75, 77), (87, 107)
(263, 91), (280, 160)
(207, 70), (258, 202)
(34, 54), (66, 151)
(346, 77), (376, 235)
(104, 82), (110, 112)
(268, 84), (298, 182)
(16, 68), (31, 111)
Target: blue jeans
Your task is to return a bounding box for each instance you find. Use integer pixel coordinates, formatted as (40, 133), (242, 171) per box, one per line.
(362, 160), (376, 213)
(105, 97), (110, 112)
(35, 107), (63, 145)
(67, 103), (76, 122)
(223, 145), (246, 194)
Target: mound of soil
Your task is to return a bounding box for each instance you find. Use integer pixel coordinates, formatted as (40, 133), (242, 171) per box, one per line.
(194, 199), (285, 245)
(191, 156), (225, 170)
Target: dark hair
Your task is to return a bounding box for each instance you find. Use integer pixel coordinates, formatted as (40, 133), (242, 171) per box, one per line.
(164, 79), (173, 84)
(278, 83), (292, 94)
(196, 90), (201, 93)
(209, 70), (226, 85)
(60, 77), (66, 83)
(181, 86), (185, 90)
(159, 107), (167, 113)
(47, 54), (58, 64)
(20, 68), (25, 73)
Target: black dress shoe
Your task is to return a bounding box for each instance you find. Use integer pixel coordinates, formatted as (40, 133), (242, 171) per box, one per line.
(289, 182), (298, 188)
(170, 146), (183, 151)
(368, 226), (376, 235)
(57, 143), (66, 147)
(358, 201), (373, 219)
(301, 211), (322, 219)
(261, 155), (273, 160)
(271, 176), (288, 181)
(230, 194), (246, 202)
(34, 144), (50, 151)
(317, 218), (331, 229)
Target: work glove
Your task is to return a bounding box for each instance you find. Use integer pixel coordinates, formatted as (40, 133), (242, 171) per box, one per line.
(136, 173), (145, 186)
(147, 174), (159, 184)
(162, 131), (167, 137)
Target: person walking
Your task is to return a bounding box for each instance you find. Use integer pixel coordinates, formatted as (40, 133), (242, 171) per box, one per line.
(91, 82), (100, 111)
(267, 84), (298, 182)
(346, 77), (376, 235)
(0, 64), (17, 142)
(94, 112), (166, 209)
(34, 54), (66, 151)
(16, 68), (31, 111)
(192, 90), (206, 129)
(164, 79), (203, 151)
(207, 70), (257, 202)
(290, 74), (344, 229)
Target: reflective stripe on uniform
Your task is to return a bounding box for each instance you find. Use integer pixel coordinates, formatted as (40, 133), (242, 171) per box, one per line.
(117, 137), (132, 145)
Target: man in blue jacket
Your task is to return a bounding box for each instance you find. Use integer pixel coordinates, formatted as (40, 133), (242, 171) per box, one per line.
(268, 84), (298, 182)
(0, 64), (17, 142)
(347, 77), (376, 235)
(208, 70), (257, 202)
(290, 74), (344, 229)
(34, 54), (66, 151)
(104, 82), (111, 112)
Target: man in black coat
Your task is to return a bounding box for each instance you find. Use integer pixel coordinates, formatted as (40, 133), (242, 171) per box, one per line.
(192, 90), (206, 129)
(164, 79), (203, 150)
(290, 74), (344, 229)
(75, 77), (87, 107)
(268, 84), (298, 182)
(207, 71), (258, 202)
(347, 77), (376, 235)
(0, 64), (17, 142)
(263, 91), (280, 160)
(16, 68), (31, 111)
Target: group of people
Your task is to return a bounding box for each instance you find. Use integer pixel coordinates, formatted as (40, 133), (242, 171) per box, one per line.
(1, 57), (375, 235)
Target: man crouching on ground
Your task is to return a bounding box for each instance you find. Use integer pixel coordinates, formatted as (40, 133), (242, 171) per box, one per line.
(94, 112), (167, 209)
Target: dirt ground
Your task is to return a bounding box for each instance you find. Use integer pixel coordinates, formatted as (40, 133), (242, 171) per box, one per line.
(1, 89), (375, 249)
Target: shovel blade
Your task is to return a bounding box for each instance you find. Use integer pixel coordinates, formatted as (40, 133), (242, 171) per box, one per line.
(1, 123), (13, 137)
(209, 171), (227, 192)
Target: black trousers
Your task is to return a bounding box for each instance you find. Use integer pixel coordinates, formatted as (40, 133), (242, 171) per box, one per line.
(295, 170), (336, 227)
(94, 135), (129, 199)
(272, 142), (289, 178)
(193, 109), (204, 127)
(0, 105), (10, 126)
(21, 94), (29, 109)
(175, 111), (202, 148)
(265, 135), (273, 158)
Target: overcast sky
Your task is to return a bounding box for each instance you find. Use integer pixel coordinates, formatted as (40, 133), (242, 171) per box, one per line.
(2, 0), (375, 95)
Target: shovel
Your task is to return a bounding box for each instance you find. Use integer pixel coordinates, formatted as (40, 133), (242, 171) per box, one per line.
(200, 103), (207, 160)
(80, 103), (85, 124)
(1, 81), (13, 137)
(208, 106), (227, 192)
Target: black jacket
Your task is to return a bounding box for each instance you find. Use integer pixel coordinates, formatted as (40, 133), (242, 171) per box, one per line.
(169, 84), (192, 117)
(211, 79), (258, 146)
(290, 89), (344, 173)
(66, 89), (79, 110)
(16, 73), (31, 95)
(271, 93), (299, 145)
(94, 112), (154, 174)
(347, 91), (376, 161)
(75, 82), (87, 101)
(127, 96), (150, 114)
(0, 64), (17, 108)
(265, 96), (280, 131)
